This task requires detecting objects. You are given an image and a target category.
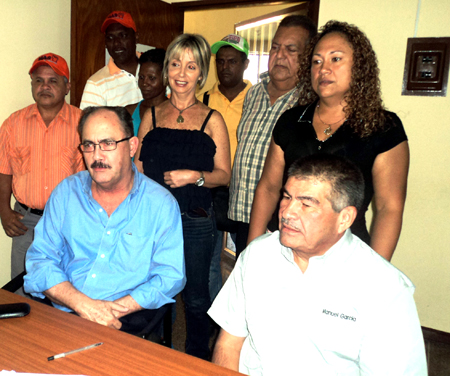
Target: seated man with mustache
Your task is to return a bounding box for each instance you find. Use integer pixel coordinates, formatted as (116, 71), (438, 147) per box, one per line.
(24, 106), (185, 335)
(209, 154), (426, 375)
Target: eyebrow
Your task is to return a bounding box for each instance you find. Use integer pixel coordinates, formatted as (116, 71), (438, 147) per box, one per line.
(298, 196), (320, 205)
(82, 138), (114, 143)
(313, 50), (346, 56)
(282, 188), (320, 205)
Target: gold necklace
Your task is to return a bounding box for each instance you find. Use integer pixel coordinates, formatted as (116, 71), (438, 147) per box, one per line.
(316, 103), (346, 136)
(170, 99), (198, 123)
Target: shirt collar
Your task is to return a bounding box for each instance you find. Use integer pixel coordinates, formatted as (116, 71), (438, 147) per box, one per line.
(208, 79), (253, 98)
(259, 71), (299, 105)
(297, 100), (319, 123)
(279, 229), (354, 268)
(26, 102), (69, 124)
(308, 229), (354, 265)
(107, 53), (141, 76)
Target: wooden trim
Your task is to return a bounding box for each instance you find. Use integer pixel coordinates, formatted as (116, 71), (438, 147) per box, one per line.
(422, 326), (450, 345)
(178, 0), (301, 12)
(307, 0), (320, 25)
(235, 3), (309, 29)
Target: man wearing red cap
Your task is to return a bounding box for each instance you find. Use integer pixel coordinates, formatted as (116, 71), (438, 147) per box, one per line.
(0, 53), (84, 294)
(80, 11), (142, 110)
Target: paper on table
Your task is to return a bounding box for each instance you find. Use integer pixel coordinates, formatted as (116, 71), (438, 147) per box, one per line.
(1, 371), (87, 376)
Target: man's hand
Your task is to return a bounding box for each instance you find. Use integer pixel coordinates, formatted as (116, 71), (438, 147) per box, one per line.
(44, 282), (130, 330)
(75, 299), (130, 329)
(0, 208), (27, 237)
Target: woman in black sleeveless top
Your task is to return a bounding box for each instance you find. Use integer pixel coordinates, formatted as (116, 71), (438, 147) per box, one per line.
(135, 34), (231, 360)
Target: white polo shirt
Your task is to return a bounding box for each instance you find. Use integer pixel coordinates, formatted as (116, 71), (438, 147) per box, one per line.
(80, 57), (142, 110)
(208, 230), (427, 376)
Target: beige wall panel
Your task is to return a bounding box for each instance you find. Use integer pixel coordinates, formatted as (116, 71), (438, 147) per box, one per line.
(0, 0), (71, 286)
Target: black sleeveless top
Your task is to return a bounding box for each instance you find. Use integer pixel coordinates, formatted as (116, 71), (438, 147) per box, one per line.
(139, 107), (217, 213)
(272, 101), (408, 244)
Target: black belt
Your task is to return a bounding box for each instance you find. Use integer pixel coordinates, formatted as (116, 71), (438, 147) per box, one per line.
(18, 202), (44, 216)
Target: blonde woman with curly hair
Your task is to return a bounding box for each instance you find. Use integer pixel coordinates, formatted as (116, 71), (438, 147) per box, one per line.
(248, 20), (409, 261)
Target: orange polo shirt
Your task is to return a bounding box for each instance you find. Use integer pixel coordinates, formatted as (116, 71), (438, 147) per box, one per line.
(0, 102), (85, 210)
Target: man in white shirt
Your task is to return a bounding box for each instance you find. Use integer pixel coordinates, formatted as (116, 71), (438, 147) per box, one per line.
(209, 154), (427, 375)
(80, 11), (142, 109)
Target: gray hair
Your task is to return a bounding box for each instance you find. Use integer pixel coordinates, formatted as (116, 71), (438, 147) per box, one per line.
(287, 154), (364, 212)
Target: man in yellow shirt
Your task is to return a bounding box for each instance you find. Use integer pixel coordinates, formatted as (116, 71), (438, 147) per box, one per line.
(198, 34), (251, 301)
(198, 34), (251, 166)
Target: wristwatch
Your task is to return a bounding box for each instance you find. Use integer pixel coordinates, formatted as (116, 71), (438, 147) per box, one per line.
(195, 171), (205, 187)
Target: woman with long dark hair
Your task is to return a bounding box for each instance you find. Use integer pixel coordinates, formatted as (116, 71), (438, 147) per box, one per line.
(248, 21), (409, 261)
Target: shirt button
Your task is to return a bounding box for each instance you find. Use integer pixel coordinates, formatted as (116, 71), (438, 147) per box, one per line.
(101, 254), (105, 258)
(99, 209), (103, 212)
(92, 274), (96, 278)
(44, 186), (48, 190)
(107, 231), (111, 235)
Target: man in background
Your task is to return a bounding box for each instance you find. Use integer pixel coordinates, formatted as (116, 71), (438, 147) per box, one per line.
(0, 53), (84, 292)
(80, 11), (142, 109)
(198, 33), (251, 301)
(228, 15), (317, 258)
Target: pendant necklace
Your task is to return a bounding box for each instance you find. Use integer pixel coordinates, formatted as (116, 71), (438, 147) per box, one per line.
(316, 103), (346, 150)
(316, 102), (346, 136)
(170, 99), (198, 123)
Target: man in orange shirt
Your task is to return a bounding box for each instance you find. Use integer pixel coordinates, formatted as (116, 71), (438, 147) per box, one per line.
(0, 53), (84, 293)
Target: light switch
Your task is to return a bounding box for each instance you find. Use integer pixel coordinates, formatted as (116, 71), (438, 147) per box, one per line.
(402, 37), (450, 96)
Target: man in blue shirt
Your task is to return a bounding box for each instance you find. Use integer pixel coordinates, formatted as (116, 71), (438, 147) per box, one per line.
(24, 106), (185, 334)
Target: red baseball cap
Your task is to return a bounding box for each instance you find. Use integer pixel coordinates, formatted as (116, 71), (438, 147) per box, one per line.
(29, 53), (69, 81)
(101, 11), (136, 33)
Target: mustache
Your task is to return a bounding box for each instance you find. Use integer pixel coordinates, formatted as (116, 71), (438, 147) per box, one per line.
(38, 90), (53, 96)
(281, 217), (301, 231)
(90, 161), (111, 169)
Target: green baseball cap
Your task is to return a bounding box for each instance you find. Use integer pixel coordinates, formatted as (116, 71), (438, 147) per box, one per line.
(211, 34), (249, 57)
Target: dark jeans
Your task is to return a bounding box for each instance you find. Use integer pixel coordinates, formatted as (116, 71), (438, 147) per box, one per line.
(181, 208), (216, 360)
(234, 221), (250, 260)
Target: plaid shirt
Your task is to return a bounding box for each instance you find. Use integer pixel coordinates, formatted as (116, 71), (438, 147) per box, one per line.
(228, 72), (299, 223)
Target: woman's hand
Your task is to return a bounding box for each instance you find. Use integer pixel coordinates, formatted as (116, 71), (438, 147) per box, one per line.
(164, 170), (200, 188)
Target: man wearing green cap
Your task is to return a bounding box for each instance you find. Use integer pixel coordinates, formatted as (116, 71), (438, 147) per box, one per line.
(199, 34), (251, 167)
(198, 34), (251, 301)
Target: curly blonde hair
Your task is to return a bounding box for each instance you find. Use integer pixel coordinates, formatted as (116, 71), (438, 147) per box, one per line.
(297, 20), (386, 137)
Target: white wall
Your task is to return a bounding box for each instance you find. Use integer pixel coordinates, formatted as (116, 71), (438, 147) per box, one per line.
(186, 0), (450, 333)
(0, 0), (71, 286)
(318, 0), (450, 332)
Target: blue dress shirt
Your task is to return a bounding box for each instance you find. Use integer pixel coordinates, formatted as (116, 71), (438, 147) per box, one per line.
(24, 164), (186, 312)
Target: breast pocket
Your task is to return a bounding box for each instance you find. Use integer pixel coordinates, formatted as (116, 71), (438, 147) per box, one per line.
(60, 146), (83, 176)
(117, 232), (152, 273)
(10, 146), (31, 176)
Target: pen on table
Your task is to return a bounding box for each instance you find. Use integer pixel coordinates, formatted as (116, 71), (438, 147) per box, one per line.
(48, 342), (103, 361)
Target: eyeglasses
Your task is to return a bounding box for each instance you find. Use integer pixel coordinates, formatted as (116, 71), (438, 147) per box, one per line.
(79, 137), (132, 153)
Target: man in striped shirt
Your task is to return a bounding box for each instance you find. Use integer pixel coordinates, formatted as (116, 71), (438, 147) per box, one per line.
(228, 16), (317, 259)
(80, 11), (142, 110)
(0, 53), (84, 293)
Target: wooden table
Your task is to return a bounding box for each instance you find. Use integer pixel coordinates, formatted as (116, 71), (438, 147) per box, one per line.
(0, 290), (241, 375)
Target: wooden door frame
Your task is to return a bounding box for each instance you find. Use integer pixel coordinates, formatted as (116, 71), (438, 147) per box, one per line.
(177, 0), (320, 25)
